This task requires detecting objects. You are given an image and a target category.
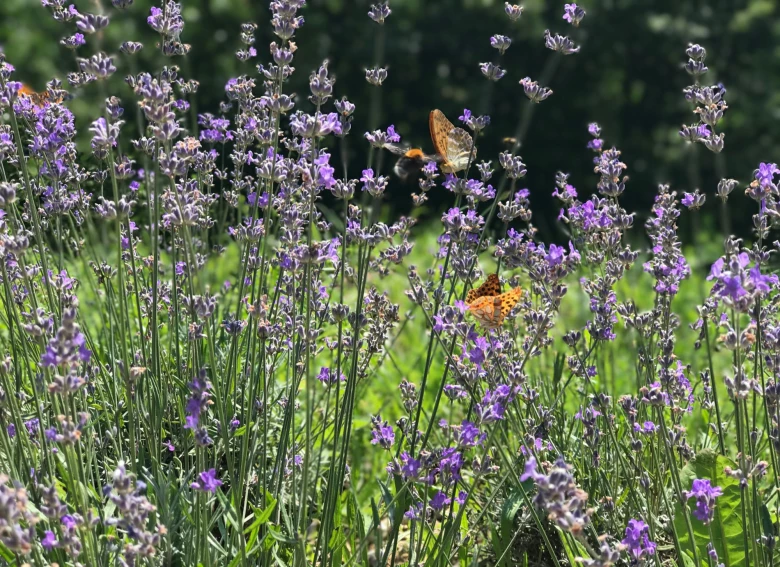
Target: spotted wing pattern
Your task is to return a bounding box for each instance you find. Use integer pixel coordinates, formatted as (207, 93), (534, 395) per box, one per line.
(429, 109), (476, 173)
(446, 127), (476, 172)
(429, 109), (454, 164)
(18, 84), (64, 107)
(467, 286), (522, 330)
(466, 274), (501, 304)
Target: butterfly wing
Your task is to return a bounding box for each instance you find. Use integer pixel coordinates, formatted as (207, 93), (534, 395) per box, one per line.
(445, 127), (476, 172)
(18, 85), (58, 107)
(429, 109), (455, 166)
(467, 296), (498, 329)
(467, 286), (522, 329)
(498, 287), (522, 322)
(466, 274), (501, 304)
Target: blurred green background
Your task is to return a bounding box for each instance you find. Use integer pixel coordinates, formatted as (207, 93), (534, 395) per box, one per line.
(1, 0), (779, 243)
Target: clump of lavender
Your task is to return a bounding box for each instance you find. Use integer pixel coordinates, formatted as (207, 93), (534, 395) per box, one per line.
(520, 457), (593, 535)
(104, 463), (166, 565)
(680, 44), (727, 154)
(0, 476), (38, 555)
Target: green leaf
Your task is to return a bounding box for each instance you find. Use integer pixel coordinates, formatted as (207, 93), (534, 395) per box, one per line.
(760, 503), (774, 536)
(673, 449), (745, 567)
(249, 491), (277, 529)
(0, 541), (14, 561)
(680, 550), (697, 567)
(497, 489), (525, 567)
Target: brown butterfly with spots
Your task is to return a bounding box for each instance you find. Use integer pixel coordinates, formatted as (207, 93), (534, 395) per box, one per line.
(17, 84), (69, 107)
(429, 109), (476, 173)
(466, 273), (522, 330)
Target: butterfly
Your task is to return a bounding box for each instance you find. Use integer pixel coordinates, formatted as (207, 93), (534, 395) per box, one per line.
(429, 109), (476, 173)
(17, 84), (69, 107)
(386, 145), (440, 181)
(466, 273), (522, 330)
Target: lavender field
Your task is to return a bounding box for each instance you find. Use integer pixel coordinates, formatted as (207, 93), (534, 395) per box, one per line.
(0, 1), (777, 566)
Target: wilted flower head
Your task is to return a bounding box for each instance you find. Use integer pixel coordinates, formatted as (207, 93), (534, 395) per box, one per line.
(504, 2), (524, 21)
(519, 77), (553, 103)
(544, 30), (580, 54)
(368, 2), (391, 23)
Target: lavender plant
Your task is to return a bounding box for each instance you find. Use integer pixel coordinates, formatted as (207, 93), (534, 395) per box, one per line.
(0, 1), (778, 567)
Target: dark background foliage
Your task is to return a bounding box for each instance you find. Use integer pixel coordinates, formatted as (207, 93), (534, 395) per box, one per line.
(1, 0), (779, 243)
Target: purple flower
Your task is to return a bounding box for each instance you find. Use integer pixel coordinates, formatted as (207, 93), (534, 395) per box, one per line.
(544, 30), (580, 55)
(587, 138), (604, 151)
(41, 530), (58, 551)
(467, 336), (489, 366)
(429, 491), (451, 510)
(459, 109), (490, 131)
(755, 162), (779, 189)
(400, 452), (421, 480)
(504, 2), (524, 21)
(681, 190), (705, 210)
(370, 418), (395, 450)
(184, 369), (212, 446)
(368, 2), (391, 23)
(490, 34), (512, 54)
(404, 501), (423, 520)
(317, 367), (346, 386)
(148, 3), (184, 37)
(683, 479), (723, 524)
(519, 77), (553, 103)
(24, 418), (39, 437)
(457, 421), (486, 447)
(707, 250), (777, 310)
(6, 423), (15, 438)
(520, 457), (592, 533)
(365, 67), (388, 86)
(61, 33), (86, 49)
(191, 469), (223, 493)
(360, 169), (389, 197)
(475, 384), (518, 424)
(480, 62), (506, 82)
(621, 519), (656, 562)
(385, 124), (401, 143)
(563, 3), (586, 26)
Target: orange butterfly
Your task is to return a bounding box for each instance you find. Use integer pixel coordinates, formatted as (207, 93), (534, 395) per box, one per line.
(17, 84), (67, 107)
(429, 109), (476, 173)
(466, 274), (522, 330)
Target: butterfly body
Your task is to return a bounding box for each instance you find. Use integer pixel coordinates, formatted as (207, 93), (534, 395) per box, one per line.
(429, 109), (476, 173)
(465, 274), (521, 330)
(17, 84), (69, 107)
